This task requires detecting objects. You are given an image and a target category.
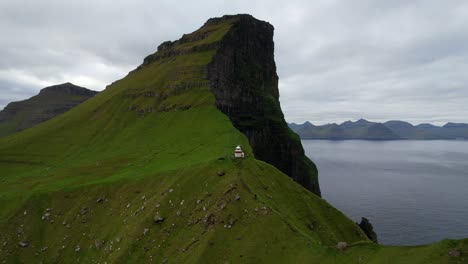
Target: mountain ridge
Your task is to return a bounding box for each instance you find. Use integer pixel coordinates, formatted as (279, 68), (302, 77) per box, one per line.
(290, 119), (468, 140)
(0, 82), (98, 137)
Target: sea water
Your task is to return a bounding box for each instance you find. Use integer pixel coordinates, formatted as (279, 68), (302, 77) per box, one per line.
(302, 140), (468, 245)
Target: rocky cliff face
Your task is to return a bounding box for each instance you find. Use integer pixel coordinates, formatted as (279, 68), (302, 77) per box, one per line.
(0, 82), (98, 137)
(358, 217), (378, 243)
(207, 15), (321, 196)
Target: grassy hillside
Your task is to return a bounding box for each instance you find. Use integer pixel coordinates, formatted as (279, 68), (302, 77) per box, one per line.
(0, 15), (466, 263)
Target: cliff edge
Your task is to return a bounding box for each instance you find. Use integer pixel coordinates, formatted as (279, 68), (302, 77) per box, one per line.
(207, 15), (321, 195)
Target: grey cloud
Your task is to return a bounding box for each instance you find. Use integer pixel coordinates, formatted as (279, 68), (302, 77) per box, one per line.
(0, 0), (467, 125)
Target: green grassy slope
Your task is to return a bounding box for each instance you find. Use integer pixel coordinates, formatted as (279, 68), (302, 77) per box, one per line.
(0, 15), (466, 263)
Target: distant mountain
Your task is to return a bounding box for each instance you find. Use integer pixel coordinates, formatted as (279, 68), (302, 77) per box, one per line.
(413, 122), (468, 139)
(438, 123), (468, 139)
(0, 82), (98, 137)
(289, 121), (312, 131)
(384, 120), (442, 140)
(340, 119), (401, 139)
(444, 122), (468, 128)
(294, 123), (345, 139)
(291, 119), (400, 140)
(289, 119), (468, 140)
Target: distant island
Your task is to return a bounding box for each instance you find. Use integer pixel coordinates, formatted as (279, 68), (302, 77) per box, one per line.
(289, 119), (468, 140)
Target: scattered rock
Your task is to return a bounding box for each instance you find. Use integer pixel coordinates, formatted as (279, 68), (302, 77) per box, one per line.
(169, 189), (174, 193)
(196, 199), (202, 204)
(180, 200), (185, 205)
(81, 207), (88, 215)
(234, 194), (240, 201)
(154, 215), (165, 224)
(176, 210), (181, 216)
(18, 241), (29, 248)
(141, 195), (146, 200)
(17, 227), (24, 235)
(40, 246), (48, 252)
(155, 203), (160, 208)
(217, 171), (225, 176)
(75, 245), (81, 253)
(143, 228), (149, 236)
(220, 203), (226, 209)
(205, 214), (216, 226)
(23, 210), (27, 216)
(448, 249), (461, 258)
(96, 197), (105, 203)
(336, 242), (347, 250)
(42, 213), (51, 220)
(127, 203), (131, 208)
(95, 239), (104, 250)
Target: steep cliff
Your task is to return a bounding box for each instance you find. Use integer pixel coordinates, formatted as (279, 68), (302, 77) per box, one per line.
(0, 82), (97, 137)
(207, 15), (321, 196)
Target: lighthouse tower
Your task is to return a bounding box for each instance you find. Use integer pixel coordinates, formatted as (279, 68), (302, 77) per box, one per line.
(234, 146), (245, 158)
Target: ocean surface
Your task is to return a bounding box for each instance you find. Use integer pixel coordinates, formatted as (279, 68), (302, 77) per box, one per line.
(302, 140), (468, 245)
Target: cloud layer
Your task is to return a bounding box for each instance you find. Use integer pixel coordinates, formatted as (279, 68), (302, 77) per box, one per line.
(1, 0), (467, 125)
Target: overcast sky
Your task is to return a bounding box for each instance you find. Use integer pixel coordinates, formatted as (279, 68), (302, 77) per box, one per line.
(1, 0), (467, 125)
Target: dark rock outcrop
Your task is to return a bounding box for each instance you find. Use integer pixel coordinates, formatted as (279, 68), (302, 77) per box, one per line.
(207, 15), (321, 196)
(358, 217), (378, 243)
(0, 82), (98, 137)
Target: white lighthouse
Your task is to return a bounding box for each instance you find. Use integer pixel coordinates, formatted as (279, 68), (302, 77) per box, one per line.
(234, 145), (245, 158)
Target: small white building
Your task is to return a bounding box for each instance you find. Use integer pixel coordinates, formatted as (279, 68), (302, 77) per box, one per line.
(234, 145), (245, 158)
